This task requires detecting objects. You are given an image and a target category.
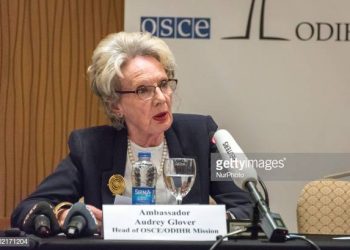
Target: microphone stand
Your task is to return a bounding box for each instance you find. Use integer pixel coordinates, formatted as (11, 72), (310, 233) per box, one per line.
(246, 181), (288, 242)
(250, 205), (260, 240)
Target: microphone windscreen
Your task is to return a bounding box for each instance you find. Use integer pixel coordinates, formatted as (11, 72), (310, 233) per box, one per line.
(213, 129), (258, 190)
(62, 202), (97, 237)
(22, 201), (60, 236)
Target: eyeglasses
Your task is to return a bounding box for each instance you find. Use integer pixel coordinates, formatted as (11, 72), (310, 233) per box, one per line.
(115, 79), (178, 101)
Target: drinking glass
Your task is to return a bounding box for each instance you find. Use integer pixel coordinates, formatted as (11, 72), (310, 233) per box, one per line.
(163, 158), (196, 205)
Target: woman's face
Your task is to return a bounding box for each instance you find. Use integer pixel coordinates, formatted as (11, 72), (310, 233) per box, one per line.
(114, 55), (173, 141)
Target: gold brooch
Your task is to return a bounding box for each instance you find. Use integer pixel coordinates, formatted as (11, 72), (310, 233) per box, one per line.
(108, 174), (126, 195)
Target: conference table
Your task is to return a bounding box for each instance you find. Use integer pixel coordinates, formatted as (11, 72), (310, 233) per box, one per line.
(16, 234), (350, 250)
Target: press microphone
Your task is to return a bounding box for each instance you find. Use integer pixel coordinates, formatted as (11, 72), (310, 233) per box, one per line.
(212, 129), (258, 189)
(22, 201), (60, 237)
(62, 202), (97, 238)
(213, 129), (288, 242)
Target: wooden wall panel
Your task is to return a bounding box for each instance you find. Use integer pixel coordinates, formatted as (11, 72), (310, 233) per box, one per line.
(0, 0), (124, 227)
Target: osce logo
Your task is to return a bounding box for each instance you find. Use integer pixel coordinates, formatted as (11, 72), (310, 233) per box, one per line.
(141, 17), (210, 39)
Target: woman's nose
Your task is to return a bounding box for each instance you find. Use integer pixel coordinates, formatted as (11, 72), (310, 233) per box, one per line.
(153, 87), (166, 103)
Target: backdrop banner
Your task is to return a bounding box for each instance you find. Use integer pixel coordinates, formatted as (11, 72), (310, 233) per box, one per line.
(125, 0), (350, 232)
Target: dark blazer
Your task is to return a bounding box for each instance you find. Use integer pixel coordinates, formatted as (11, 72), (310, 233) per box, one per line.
(11, 114), (252, 227)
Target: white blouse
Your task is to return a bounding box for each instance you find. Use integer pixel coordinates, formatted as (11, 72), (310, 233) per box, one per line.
(121, 140), (176, 205)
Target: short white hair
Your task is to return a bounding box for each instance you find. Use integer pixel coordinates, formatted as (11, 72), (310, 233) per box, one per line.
(87, 32), (176, 129)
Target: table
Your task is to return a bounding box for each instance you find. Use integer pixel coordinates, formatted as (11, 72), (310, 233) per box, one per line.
(23, 234), (350, 250)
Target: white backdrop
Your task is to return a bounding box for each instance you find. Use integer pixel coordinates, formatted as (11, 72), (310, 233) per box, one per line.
(125, 0), (350, 232)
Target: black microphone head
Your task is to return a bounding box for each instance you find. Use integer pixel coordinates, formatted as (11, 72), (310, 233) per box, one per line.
(34, 214), (51, 237)
(65, 215), (87, 239)
(22, 201), (60, 237)
(66, 226), (79, 238)
(62, 202), (97, 238)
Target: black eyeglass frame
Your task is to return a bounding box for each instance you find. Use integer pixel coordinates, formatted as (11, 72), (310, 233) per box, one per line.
(115, 79), (178, 100)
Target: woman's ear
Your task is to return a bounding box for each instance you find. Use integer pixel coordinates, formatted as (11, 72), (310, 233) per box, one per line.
(111, 102), (124, 118)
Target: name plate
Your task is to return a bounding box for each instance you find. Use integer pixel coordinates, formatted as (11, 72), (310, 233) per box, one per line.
(103, 205), (227, 241)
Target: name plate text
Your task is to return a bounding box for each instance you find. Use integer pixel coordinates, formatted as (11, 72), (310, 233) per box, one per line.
(103, 205), (227, 241)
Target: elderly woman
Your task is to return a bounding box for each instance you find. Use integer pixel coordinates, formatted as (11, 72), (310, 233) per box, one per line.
(11, 32), (252, 231)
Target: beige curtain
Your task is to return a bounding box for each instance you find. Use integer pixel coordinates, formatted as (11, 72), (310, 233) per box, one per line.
(0, 0), (124, 229)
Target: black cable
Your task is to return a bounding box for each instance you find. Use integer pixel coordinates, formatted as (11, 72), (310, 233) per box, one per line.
(286, 234), (321, 250)
(209, 228), (247, 250)
(258, 176), (269, 207)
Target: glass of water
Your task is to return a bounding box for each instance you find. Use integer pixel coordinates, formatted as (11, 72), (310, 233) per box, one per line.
(163, 158), (196, 205)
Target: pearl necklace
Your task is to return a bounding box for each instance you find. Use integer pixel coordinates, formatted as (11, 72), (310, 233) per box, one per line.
(127, 138), (168, 177)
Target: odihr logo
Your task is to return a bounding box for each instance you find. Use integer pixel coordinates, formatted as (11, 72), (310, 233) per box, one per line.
(141, 17), (210, 39)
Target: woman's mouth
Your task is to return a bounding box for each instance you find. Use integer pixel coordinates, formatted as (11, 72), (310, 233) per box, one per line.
(153, 112), (168, 122)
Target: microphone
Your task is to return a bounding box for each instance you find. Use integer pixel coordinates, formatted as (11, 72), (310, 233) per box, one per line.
(212, 129), (258, 189)
(213, 129), (288, 242)
(22, 201), (60, 237)
(62, 202), (97, 238)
